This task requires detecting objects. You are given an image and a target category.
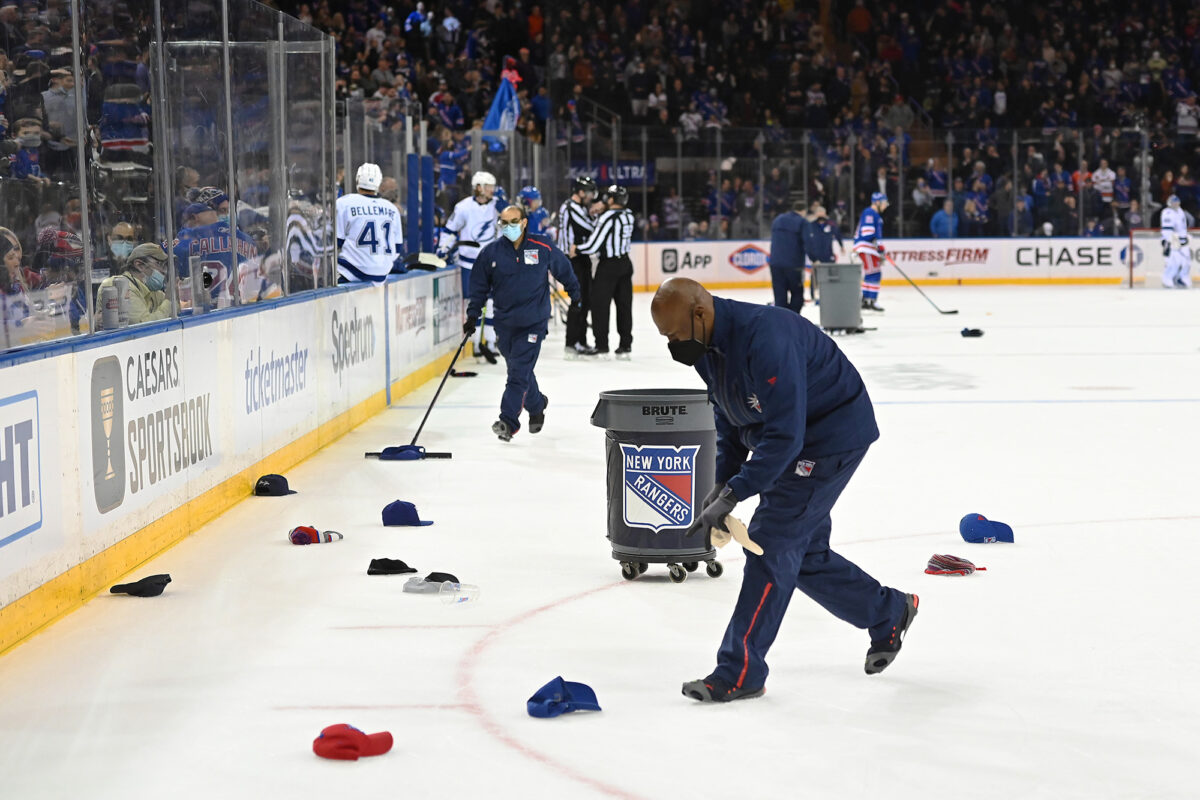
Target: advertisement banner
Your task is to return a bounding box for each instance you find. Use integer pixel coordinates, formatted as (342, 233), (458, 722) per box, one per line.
(0, 358), (70, 593)
(568, 162), (656, 186)
(633, 237), (1132, 288)
(317, 285), (385, 424)
(431, 270), (463, 352)
(77, 327), (222, 539)
(388, 275), (432, 377)
(232, 304), (320, 464)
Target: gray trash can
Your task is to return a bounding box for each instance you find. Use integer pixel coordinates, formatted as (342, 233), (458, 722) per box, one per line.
(816, 262), (864, 333)
(589, 389), (723, 583)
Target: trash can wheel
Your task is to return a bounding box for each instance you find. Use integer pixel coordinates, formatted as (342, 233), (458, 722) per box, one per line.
(620, 562), (639, 581)
(706, 561), (724, 578)
(683, 562), (699, 572)
(668, 564), (687, 583)
(638, 562), (649, 574)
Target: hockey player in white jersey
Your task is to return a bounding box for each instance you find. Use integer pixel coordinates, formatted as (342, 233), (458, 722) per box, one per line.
(1161, 194), (1192, 289)
(335, 163), (404, 283)
(441, 170), (500, 362)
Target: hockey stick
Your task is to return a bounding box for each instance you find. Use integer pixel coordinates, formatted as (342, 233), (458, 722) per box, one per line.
(884, 253), (958, 314)
(365, 331), (470, 460)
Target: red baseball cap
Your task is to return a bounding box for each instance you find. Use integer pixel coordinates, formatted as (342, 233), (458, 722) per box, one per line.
(312, 724), (393, 760)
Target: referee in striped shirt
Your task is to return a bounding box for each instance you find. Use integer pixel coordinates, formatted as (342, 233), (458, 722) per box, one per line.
(557, 175), (599, 357)
(578, 184), (636, 359)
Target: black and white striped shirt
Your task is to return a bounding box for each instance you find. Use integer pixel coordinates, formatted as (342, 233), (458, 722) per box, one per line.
(556, 198), (595, 252)
(579, 208), (635, 259)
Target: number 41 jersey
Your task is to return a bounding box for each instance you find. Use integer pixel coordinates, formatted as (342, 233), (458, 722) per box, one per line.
(335, 192), (404, 282)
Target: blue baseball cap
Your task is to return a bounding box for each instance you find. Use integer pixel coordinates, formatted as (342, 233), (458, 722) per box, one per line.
(183, 202), (211, 219)
(382, 500), (433, 526)
(959, 513), (1014, 543)
(527, 677), (601, 718)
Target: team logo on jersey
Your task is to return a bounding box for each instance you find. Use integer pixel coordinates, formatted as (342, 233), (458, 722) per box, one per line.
(729, 244), (769, 273)
(795, 459), (815, 478)
(524, 249), (539, 264)
(747, 393), (762, 413)
(620, 443), (700, 532)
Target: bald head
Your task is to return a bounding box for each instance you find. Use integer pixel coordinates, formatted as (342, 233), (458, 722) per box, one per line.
(651, 277), (715, 346)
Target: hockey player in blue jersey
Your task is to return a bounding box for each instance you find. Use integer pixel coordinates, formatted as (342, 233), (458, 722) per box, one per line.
(518, 186), (550, 235)
(173, 199), (258, 308)
(854, 192), (888, 312)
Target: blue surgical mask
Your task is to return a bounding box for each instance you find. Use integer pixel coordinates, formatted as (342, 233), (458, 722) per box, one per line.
(500, 223), (523, 241)
(217, 214), (229, 224)
(146, 269), (166, 292)
(109, 240), (135, 260)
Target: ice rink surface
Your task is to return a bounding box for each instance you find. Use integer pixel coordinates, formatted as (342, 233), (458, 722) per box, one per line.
(1, 285), (1197, 799)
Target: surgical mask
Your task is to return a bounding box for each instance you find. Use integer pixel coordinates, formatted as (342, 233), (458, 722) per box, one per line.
(500, 223), (523, 241)
(19, 134), (40, 148)
(217, 214), (229, 224)
(145, 268), (166, 292)
(668, 314), (708, 366)
(109, 241), (135, 260)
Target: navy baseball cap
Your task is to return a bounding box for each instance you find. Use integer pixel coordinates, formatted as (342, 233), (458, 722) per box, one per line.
(527, 677), (602, 718)
(254, 474), (297, 496)
(382, 500), (433, 526)
(183, 202), (211, 219)
(959, 513), (1014, 543)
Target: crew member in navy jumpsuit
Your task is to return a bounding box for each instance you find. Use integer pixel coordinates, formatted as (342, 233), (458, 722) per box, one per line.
(650, 277), (918, 702)
(466, 205), (582, 441)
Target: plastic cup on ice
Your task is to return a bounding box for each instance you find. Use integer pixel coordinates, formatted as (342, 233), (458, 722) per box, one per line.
(439, 581), (480, 605)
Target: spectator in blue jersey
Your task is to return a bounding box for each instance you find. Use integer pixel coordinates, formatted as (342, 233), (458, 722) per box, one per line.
(9, 117), (49, 184)
(173, 201), (257, 308)
(929, 200), (958, 239)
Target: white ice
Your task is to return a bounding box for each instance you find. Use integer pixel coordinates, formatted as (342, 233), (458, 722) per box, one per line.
(1, 285), (1198, 800)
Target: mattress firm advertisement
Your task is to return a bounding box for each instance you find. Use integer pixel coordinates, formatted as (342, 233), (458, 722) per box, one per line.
(633, 237), (1136, 287)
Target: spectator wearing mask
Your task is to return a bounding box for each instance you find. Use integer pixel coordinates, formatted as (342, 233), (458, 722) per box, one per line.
(96, 243), (172, 327)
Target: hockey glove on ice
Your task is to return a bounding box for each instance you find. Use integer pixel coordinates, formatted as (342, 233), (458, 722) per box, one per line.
(463, 317), (477, 336)
(686, 486), (737, 537)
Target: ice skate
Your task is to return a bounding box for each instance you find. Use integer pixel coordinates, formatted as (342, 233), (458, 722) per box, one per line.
(491, 419), (515, 442)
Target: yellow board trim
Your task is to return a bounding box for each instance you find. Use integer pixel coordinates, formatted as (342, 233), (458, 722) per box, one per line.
(0, 351), (455, 658)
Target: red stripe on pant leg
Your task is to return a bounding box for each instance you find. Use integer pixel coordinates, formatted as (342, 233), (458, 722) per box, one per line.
(737, 582), (774, 689)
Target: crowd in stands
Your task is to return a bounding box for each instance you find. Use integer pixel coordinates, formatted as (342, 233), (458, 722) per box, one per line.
(302, 0), (1199, 239)
(6, 0), (1200, 347)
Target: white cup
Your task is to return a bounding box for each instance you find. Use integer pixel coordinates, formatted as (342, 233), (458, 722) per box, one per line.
(439, 581), (480, 605)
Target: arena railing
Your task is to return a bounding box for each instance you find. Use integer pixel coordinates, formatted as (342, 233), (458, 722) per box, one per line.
(2, 0), (338, 354)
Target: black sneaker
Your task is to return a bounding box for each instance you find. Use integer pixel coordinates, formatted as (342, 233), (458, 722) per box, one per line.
(476, 343), (498, 365)
(529, 396), (549, 434)
(865, 593), (919, 675)
(682, 673), (765, 703)
(491, 419), (516, 441)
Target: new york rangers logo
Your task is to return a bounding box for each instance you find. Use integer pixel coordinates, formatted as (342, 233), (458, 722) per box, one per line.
(620, 443), (700, 531)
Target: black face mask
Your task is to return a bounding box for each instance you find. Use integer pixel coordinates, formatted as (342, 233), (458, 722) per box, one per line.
(668, 313), (708, 366)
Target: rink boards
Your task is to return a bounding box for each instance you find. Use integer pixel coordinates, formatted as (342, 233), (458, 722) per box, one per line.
(631, 236), (1151, 288)
(0, 268), (461, 653)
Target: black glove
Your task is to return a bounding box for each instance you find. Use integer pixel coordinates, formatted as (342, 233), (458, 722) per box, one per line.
(571, 297), (584, 312)
(699, 482), (726, 511)
(463, 317), (477, 336)
(685, 485), (738, 537)
(1163, 239), (1171, 257)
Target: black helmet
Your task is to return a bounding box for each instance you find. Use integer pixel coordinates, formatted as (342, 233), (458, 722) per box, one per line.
(571, 175), (597, 196)
(603, 184), (629, 205)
